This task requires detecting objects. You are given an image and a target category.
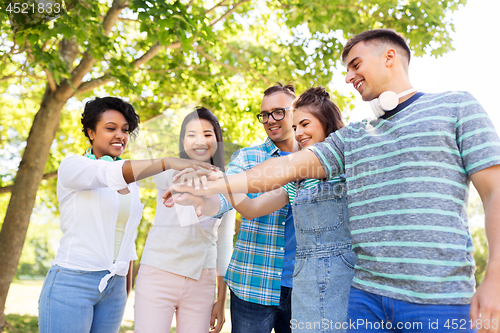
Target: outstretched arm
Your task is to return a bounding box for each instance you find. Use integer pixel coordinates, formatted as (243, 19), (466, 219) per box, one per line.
(168, 149), (325, 197)
(227, 189), (289, 220)
(122, 157), (216, 184)
(469, 164), (500, 333)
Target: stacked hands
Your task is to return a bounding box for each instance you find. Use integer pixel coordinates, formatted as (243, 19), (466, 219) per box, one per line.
(163, 166), (223, 216)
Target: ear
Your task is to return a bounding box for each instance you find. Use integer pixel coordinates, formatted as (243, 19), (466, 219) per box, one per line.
(87, 128), (95, 142)
(385, 48), (397, 67)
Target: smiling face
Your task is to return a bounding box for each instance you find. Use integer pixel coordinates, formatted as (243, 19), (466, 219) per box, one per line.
(182, 118), (218, 162)
(260, 92), (295, 144)
(344, 41), (392, 102)
(87, 109), (129, 160)
(292, 107), (326, 149)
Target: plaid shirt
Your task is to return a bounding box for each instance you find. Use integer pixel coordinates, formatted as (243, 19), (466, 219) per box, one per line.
(223, 138), (289, 306)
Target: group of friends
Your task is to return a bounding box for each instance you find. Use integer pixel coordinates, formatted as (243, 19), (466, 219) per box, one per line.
(37, 29), (500, 333)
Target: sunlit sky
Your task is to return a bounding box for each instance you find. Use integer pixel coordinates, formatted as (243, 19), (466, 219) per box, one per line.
(331, 0), (500, 133)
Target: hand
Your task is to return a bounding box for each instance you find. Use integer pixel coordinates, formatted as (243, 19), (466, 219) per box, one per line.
(173, 168), (223, 190)
(470, 273), (500, 333)
(164, 157), (218, 172)
(163, 192), (206, 216)
(162, 183), (215, 204)
(209, 299), (226, 333)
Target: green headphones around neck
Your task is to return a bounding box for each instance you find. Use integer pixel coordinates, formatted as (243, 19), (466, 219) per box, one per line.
(84, 148), (122, 162)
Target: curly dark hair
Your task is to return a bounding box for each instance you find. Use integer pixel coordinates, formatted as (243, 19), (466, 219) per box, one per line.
(81, 97), (140, 142)
(178, 107), (225, 171)
(292, 86), (344, 137)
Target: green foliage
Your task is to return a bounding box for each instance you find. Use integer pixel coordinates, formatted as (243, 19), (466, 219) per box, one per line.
(2, 313), (134, 332)
(0, 0), (468, 278)
(468, 185), (487, 287)
(15, 219), (61, 278)
(0, 195), (9, 225)
(3, 314), (39, 333)
(1, 0), (467, 156)
(471, 227), (488, 287)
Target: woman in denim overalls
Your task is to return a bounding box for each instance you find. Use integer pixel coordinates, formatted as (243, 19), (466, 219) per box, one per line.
(217, 86), (356, 332)
(291, 176), (356, 332)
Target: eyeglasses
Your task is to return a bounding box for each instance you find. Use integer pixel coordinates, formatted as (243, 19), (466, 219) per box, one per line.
(256, 108), (290, 124)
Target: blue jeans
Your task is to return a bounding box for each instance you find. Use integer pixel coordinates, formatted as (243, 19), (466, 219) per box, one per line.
(346, 287), (477, 333)
(38, 265), (127, 333)
(291, 179), (356, 333)
(230, 286), (292, 333)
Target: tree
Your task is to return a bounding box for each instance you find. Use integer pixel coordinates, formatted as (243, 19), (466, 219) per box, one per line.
(0, 0), (466, 328)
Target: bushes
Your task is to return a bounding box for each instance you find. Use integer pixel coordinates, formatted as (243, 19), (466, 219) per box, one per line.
(471, 227), (488, 287)
(15, 221), (61, 279)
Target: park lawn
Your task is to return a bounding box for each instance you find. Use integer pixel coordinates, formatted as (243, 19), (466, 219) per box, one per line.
(3, 279), (230, 333)
(3, 279), (134, 333)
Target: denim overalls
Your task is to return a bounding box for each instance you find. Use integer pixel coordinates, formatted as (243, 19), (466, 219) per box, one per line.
(291, 177), (356, 333)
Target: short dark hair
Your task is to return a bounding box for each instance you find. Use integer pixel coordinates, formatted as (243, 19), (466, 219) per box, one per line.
(263, 82), (296, 99)
(179, 107), (225, 171)
(81, 96), (140, 142)
(341, 29), (411, 65)
(292, 86), (344, 137)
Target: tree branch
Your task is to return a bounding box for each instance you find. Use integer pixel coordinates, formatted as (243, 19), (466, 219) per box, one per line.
(0, 70), (44, 82)
(195, 45), (240, 74)
(44, 69), (57, 92)
(219, 39), (271, 85)
(193, 69), (211, 76)
(58, 0), (129, 100)
(103, 0), (130, 35)
(205, 0), (228, 15)
(148, 67), (188, 74)
(76, 73), (113, 95)
(0, 171), (58, 195)
(98, 15), (137, 22)
(132, 41), (181, 69)
(0, 75), (15, 82)
(210, 0), (250, 26)
(132, 42), (162, 68)
(76, 41), (181, 95)
(59, 37), (79, 70)
(147, 64), (208, 74)
(41, 39), (50, 52)
(195, 45), (267, 84)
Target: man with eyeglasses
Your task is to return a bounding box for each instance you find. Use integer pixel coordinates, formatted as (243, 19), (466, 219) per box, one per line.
(223, 83), (299, 333)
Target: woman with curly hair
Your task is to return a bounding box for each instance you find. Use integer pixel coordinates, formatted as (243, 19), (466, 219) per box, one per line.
(38, 97), (214, 333)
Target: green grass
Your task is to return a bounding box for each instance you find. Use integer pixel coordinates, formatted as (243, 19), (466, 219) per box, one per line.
(2, 280), (136, 333)
(3, 314), (38, 333)
(4, 279), (230, 332)
(1, 314), (134, 333)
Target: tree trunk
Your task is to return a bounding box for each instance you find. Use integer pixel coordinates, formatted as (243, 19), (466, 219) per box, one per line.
(0, 86), (66, 330)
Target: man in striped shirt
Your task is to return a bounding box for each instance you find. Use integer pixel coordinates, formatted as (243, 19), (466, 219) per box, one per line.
(173, 29), (500, 332)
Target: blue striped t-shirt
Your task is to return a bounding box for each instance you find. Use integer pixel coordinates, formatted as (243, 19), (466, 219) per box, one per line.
(309, 91), (500, 305)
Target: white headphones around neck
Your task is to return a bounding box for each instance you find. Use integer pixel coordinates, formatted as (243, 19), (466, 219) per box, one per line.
(370, 88), (417, 118)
